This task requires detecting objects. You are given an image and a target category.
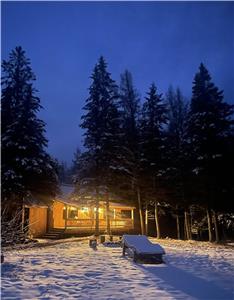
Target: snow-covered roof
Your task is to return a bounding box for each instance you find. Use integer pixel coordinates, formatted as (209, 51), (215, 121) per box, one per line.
(55, 184), (136, 209)
(108, 202), (135, 209)
(58, 184), (75, 200)
(56, 198), (135, 209)
(24, 194), (49, 208)
(55, 184), (135, 209)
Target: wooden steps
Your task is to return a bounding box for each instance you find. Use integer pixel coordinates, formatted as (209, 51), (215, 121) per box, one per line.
(42, 228), (65, 239)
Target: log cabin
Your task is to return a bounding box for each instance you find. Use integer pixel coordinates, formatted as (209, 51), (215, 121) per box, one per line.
(24, 184), (136, 238)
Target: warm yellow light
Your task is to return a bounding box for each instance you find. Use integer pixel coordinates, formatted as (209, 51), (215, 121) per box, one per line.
(94, 207), (102, 212)
(70, 206), (77, 210)
(81, 207), (89, 211)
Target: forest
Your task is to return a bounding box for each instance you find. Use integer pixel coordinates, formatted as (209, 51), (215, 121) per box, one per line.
(2, 46), (234, 244)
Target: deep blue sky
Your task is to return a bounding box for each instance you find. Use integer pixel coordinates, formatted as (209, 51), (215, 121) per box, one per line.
(2, 1), (234, 164)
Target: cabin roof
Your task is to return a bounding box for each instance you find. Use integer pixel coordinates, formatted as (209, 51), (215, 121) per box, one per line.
(59, 184), (75, 200)
(24, 193), (49, 208)
(55, 198), (135, 209)
(56, 184), (135, 209)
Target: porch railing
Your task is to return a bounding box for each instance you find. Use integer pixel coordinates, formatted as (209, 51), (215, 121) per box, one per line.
(66, 218), (133, 229)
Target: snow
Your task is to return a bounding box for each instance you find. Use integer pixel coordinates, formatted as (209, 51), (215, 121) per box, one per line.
(123, 235), (165, 254)
(59, 184), (75, 200)
(1, 239), (234, 299)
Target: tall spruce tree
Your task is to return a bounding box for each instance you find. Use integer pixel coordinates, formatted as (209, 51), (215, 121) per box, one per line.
(70, 147), (82, 181)
(140, 83), (168, 238)
(118, 70), (145, 233)
(80, 56), (121, 235)
(166, 86), (190, 239)
(119, 70), (140, 153)
(188, 63), (234, 242)
(1, 46), (58, 209)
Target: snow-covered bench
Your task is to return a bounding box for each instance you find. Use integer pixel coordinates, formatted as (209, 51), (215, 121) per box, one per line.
(122, 235), (165, 263)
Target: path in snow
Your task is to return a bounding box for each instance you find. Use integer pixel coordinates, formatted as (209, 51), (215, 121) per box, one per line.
(1, 240), (234, 299)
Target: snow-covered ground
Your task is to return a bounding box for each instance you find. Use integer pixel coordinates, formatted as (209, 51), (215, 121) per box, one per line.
(1, 238), (234, 299)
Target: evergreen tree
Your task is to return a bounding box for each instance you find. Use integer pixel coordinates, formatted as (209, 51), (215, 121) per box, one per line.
(80, 56), (121, 235)
(140, 83), (168, 237)
(118, 70), (146, 233)
(119, 70), (140, 154)
(141, 83), (168, 178)
(166, 86), (190, 239)
(1, 46), (58, 208)
(57, 161), (69, 184)
(70, 147), (82, 182)
(188, 63), (234, 241)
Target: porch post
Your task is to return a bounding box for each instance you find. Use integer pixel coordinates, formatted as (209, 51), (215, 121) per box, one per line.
(65, 204), (68, 230)
(95, 187), (100, 236)
(113, 209), (116, 228)
(131, 209), (134, 228)
(145, 201), (148, 236)
(106, 192), (111, 235)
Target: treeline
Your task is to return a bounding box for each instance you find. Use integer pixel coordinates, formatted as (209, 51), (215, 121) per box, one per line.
(2, 47), (234, 242)
(73, 56), (234, 242)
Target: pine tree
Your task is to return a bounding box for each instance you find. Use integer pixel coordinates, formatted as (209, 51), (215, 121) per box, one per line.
(140, 83), (168, 238)
(80, 56), (121, 235)
(118, 70), (146, 234)
(62, 147), (82, 185)
(166, 86), (190, 239)
(57, 161), (69, 184)
(1, 46), (58, 209)
(141, 83), (168, 177)
(119, 70), (140, 154)
(188, 63), (234, 242)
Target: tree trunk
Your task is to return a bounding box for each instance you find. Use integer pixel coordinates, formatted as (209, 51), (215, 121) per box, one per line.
(137, 187), (144, 235)
(145, 201), (148, 236)
(176, 206), (181, 240)
(184, 210), (188, 240)
(207, 208), (213, 242)
(105, 192), (111, 236)
(213, 210), (219, 243)
(21, 204), (25, 232)
(188, 210), (192, 240)
(95, 187), (100, 236)
(155, 202), (161, 239)
(184, 210), (191, 240)
(221, 223), (227, 241)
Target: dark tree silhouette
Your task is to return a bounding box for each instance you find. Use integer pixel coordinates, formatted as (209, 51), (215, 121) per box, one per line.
(1, 46), (58, 210)
(118, 70), (146, 234)
(165, 86), (190, 239)
(188, 63), (234, 242)
(80, 56), (121, 235)
(140, 83), (168, 237)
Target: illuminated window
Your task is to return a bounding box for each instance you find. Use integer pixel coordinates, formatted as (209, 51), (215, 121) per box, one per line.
(78, 207), (90, 219)
(68, 206), (78, 219)
(116, 209), (131, 219)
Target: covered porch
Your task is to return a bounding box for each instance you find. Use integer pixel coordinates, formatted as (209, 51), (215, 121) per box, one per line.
(51, 200), (135, 232)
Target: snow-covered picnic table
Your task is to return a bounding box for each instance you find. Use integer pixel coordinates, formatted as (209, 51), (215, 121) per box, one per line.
(122, 235), (165, 263)
(1, 239), (234, 299)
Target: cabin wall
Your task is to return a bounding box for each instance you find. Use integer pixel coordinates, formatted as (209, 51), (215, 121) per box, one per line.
(29, 207), (47, 237)
(53, 201), (65, 228)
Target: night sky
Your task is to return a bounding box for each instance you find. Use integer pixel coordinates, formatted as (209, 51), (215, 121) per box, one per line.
(2, 1), (234, 164)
